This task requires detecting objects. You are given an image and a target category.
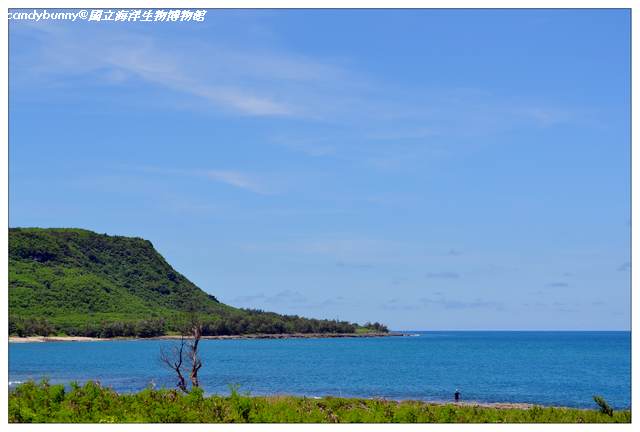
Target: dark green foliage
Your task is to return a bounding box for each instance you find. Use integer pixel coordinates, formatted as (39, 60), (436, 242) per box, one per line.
(9, 228), (383, 337)
(362, 321), (389, 333)
(8, 381), (631, 423)
(9, 317), (54, 337)
(593, 395), (614, 417)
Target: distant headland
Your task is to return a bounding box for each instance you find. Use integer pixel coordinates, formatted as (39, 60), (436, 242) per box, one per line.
(9, 227), (389, 338)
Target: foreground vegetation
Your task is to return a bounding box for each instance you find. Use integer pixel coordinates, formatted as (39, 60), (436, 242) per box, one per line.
(9, 228), (387, 337)
(9, 381), (630, 423)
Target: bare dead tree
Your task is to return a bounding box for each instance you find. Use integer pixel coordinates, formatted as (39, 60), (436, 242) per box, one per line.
(160, 335), (188, 393)
(188, 322), (203, 388)
(159, 318), (203, 393)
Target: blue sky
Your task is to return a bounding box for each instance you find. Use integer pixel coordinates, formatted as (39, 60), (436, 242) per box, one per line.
(9, 9), (630, 330)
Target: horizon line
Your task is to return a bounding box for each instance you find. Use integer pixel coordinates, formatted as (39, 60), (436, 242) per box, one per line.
(391, 329), (631, 332)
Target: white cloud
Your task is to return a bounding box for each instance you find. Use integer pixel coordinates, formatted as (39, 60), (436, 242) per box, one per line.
(122, 165), (269, 194)
(205, 170), (267, 194)
(11, 22), (340, 117)
(12, 20), (580, 147)
(270, 135), (337, 157)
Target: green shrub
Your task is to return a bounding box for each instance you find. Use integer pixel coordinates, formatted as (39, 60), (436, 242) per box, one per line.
(593, 395), (614, 417)
(8, 381), (631, 423)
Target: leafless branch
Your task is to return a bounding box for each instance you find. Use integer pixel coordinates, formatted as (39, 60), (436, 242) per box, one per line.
(159, 320), (204, 393)
(159, 334), (188, 393)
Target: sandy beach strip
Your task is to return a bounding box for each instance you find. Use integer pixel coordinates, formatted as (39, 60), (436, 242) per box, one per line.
(9, 332), (405, 343)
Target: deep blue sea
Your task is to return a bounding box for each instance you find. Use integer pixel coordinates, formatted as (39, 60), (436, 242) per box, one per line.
(9, 331), (631, 409)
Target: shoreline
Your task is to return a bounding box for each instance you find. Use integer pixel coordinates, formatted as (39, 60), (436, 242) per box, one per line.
(9, 332), (405, 343)
(5, 379), (590, 411)
(235, 396), (553, 411)
(8, 380), (620, 413)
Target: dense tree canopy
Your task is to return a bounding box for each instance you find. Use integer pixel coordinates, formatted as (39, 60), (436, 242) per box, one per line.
(9, 228), (387, 337)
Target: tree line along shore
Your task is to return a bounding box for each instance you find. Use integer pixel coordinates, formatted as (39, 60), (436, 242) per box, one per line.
(9, 332), (400, 343)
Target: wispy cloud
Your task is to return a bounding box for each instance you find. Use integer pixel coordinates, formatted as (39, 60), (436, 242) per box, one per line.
(383, 295), (504, 311)
(519, 107), (573, 127)
(231, 290), (349, 311)
(521, 301), (580, 313)
(238, 236), (422, 268)
(382, 298), (422, 311)
(232, 290), (308, 306)
(122, 165), (270, 194)
(420, 296), (504, 310)
(551, 301), (578, 313)
(94, 41), (296, 116)
(391, 276), (408, 286)
(317, 296), (349, 309)
(366, 127), (437, 141)
(12, 20), (579, 133)
(336, 261), (374, 270)
(11, 22), (348, 117)
(426, 271), (460, 279)
(270, 135), (337, 157)
(205, 170), (267, 194)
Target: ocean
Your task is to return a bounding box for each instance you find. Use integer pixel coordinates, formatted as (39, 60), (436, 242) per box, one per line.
(8, 331), (631, 409)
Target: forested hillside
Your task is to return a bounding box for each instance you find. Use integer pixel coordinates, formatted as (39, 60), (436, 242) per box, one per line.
(9, 228), (387, 337)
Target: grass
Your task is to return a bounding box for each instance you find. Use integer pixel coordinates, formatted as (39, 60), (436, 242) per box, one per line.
(9, 381), (631, 423)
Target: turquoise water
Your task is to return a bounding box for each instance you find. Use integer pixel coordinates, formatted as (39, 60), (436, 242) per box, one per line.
(9, 331), (630, 409)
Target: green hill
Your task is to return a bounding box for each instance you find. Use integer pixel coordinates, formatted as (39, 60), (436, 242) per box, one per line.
(9, 228), (388, 337)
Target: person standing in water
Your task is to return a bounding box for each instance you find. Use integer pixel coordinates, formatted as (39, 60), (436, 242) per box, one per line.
(454, 389), (461, 402)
